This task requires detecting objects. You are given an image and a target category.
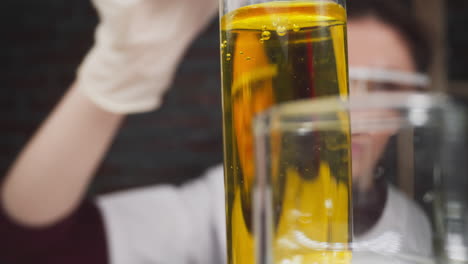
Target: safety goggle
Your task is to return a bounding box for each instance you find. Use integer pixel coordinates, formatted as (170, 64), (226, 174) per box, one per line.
(349, 67), (430, 93)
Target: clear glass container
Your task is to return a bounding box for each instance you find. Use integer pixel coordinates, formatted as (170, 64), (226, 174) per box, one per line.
(219, 1), (348, 263)
(254, 92), (468, 264)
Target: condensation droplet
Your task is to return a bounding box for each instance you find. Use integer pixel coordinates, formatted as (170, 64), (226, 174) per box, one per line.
(293, 24), (300, 32)
(220, 40), (227, 49)
(277, 25), (287, 36)
(259, 39), (264, 43)
(261, 31), (271, 40)
(240, 51), (244, 55)
(226, 53), (231, 61)
(246, 57), (251, 61)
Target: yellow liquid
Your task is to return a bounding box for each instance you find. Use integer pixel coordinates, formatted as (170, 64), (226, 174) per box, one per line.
(220, 1), (350, 263)
(270, 127), (352, 264)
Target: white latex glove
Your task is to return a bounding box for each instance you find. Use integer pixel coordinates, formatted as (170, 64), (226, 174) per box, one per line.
(77, 0), (218, 114)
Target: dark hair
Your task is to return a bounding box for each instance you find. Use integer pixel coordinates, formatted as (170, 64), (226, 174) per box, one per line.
(347, 0), (432, 73)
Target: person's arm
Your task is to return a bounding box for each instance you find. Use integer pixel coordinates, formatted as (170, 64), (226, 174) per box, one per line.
(1, 85), (123, 227)
(1, 0), (217, 229)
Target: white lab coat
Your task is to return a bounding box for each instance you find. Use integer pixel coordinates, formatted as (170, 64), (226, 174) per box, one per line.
(97, 165), (432, 264)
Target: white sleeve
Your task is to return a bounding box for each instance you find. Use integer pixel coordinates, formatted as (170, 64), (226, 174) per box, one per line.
(355, 185), (433, 258)
(96, 165), (226, 264)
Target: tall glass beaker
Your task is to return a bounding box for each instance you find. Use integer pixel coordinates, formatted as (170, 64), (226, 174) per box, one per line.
(219, 1), (349, 263)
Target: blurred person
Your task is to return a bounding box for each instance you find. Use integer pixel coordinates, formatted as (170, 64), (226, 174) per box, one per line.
(0, 0), (432, 264)
(346, 0), (433, 258)
(349, 99), (433, 257)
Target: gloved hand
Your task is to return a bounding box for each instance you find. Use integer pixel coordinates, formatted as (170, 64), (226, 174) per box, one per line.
(77, 0), (218, 114)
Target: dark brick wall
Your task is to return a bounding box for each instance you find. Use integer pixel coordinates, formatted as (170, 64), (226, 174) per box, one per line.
(446, 0), (468, 81)
(0, 0), (223, 195)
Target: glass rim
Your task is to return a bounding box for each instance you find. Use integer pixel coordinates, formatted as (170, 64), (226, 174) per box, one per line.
(349, 67), (430, 87)
(254, 92), (448, 135)
(220, 0), (347, 18)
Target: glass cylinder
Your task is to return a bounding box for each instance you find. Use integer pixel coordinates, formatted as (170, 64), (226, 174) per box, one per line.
(219, 0), (348, 263)
(254, 92), (468, 264)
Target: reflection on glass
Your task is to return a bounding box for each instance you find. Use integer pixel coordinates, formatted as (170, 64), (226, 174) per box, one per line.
(254, 93), (468, 264)
(351, 110), (432, 258)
